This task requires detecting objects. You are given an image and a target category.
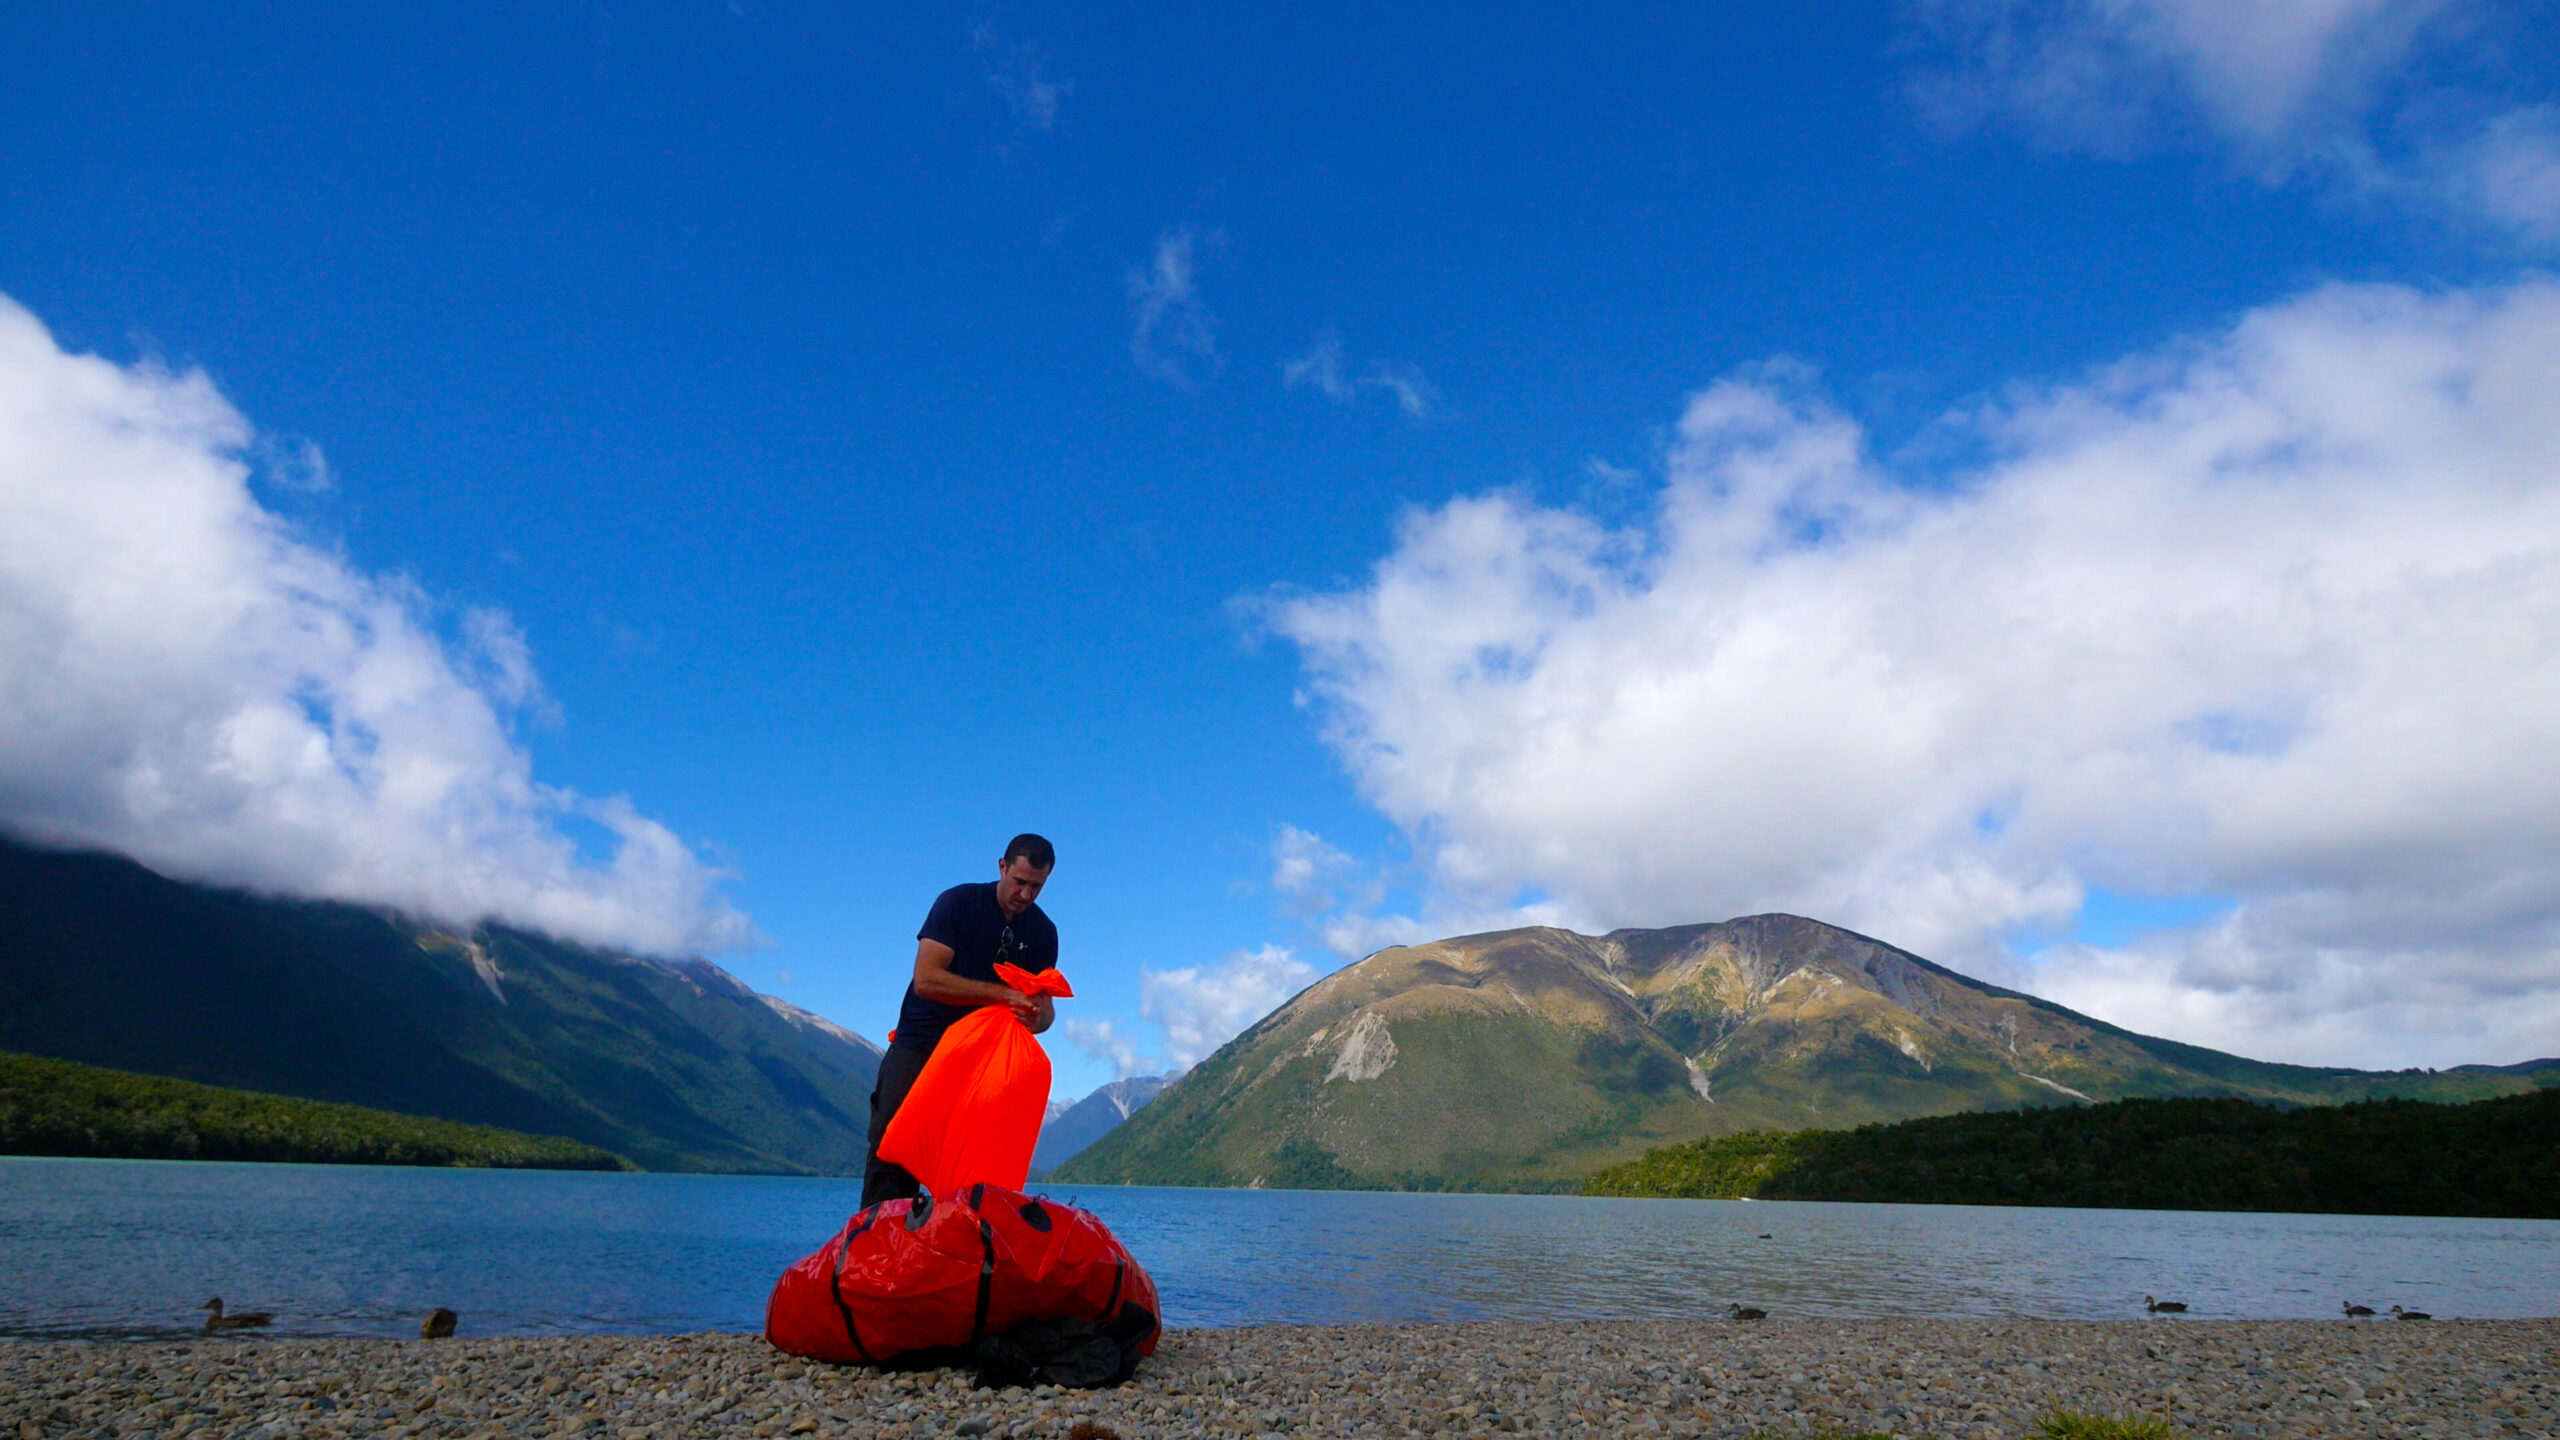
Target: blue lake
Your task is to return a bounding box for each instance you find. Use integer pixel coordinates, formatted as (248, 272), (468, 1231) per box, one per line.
(3, 1157), (2554, 1340)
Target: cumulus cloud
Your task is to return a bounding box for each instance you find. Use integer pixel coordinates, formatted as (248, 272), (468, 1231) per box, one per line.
(1270, 824), (1353, 912)
(1141, 944), (1319, 1069)
(1267, 278), (2560, 1068)
(0, 296), (752, 956)
(1282, 331), (1441, 419)
(1128, 229), (1219, 388)
(1909, 0), (2560, 242)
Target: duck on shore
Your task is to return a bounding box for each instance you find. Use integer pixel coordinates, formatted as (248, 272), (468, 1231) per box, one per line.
(199, 1298), (273, 1333)
(1728, 1304), (1768, 1321)
(2343, 1302), (2377, 1317)
(2391, 1305), (2433, 1321)
(2145, 1295), (2189, 1314)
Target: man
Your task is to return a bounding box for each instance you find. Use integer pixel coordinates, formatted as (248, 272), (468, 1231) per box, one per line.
(860, 833), (1060, 1209)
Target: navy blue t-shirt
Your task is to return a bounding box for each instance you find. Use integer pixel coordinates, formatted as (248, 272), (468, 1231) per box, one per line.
(890, 881), (1059, 1051)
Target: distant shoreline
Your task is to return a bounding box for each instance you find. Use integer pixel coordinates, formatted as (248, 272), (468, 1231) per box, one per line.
(5, 1319), (2551, 1437)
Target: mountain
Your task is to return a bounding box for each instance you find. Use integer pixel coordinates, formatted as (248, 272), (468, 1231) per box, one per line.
(1053, 915), (2552, 1193)
(0, 837), (882, 1173)
(1031, 1074), (1171, 1174)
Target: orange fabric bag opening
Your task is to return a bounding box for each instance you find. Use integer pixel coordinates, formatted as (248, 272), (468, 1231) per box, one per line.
(874, 964), (1073, 1195)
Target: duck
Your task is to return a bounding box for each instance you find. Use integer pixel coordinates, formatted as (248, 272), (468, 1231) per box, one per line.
(2144, 1295), (2188, 1314)
(421, 1308), (459, 1339)
(2390, 1305), (2432, 1321)
(199, 1298), (274, 1333)
(1728, 1303), (1768, 1321)
(2342, 1302), (2376, 1317)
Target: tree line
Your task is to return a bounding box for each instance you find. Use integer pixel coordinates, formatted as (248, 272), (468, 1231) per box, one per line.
(1584, 1088), (2560, 1217)
(0, 1051), (636, 1170)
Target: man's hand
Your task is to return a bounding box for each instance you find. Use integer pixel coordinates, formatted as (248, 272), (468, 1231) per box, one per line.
(912, 938), (1047, 1021)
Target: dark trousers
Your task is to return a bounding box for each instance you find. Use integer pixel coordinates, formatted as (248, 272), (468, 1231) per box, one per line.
(860, 1041), (934, 1209)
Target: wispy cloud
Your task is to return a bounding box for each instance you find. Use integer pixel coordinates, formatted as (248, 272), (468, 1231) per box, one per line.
(972, 20), (1071, 132)
(1064, 1017), (1159, 1080)
(1127, 229), (1219, 388)
(0, 295), (752, 956)
(1907, 0), (2560, 242)
(1281, 331), (1442, 419)
(1280, 332), (1353, 400)
(1268, 277), (2560, 1068)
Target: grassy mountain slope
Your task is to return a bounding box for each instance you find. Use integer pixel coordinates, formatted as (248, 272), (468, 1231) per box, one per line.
(0, 838), (881, 1173)
(0, 1050), (636, 1170)
(1584, 1088), (2560, 1218)
(1056, 915), (2550, 1192)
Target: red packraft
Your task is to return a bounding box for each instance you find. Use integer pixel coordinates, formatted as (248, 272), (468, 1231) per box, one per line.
(764, 1183), (1160, 1367)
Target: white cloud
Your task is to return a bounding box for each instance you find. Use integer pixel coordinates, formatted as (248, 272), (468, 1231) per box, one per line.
(1064, 1017), (1159, 1080)
(2441, 105), (2560, 243)
(1268, 277), (2560, 1068)
(1282, 331), (1441, 419)
(1141, 944), (1319, 1069)
(1127, 229), (1218, 388)
(1909, 0), (2560, 243)
(973, 21), (1071, 132)
(1363, 363), (1440, 420)
(0, 296), (753, 956)
(1270, 823), (1353, 911)
(1281, 333), (1353, 400)
(1911, 0), (2453, 154)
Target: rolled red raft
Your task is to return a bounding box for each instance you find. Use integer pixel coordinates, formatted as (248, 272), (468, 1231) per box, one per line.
(765, 1182), (1160, 1367)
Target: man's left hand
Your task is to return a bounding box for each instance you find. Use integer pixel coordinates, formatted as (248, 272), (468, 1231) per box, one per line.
(1026, 993), (1055, 1035)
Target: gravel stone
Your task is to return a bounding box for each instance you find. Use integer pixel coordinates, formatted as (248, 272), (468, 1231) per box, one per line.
(2, 1319), (2551, 1438)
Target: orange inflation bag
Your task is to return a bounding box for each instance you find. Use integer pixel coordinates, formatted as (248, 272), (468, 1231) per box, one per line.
(764, 1182), (1160, 1368)
(875, 963), (1074, 1196)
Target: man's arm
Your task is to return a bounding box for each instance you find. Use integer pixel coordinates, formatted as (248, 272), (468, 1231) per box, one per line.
(911, 939), (1040, 1019)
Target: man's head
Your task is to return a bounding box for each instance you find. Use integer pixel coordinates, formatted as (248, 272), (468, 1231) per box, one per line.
(995, 833), (1054, 918)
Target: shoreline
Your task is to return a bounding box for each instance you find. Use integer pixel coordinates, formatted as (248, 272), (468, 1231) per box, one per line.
(8, 1318), (2553, 1439)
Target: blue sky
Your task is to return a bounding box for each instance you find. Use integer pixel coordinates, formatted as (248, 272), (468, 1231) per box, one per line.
(5, 2), (2559, 1094)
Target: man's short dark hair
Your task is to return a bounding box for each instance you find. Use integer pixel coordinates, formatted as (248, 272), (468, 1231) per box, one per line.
(1003, 833), (1055, 871)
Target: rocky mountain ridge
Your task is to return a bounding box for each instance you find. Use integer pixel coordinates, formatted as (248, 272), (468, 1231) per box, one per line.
(1056, 914), (2551, 1192)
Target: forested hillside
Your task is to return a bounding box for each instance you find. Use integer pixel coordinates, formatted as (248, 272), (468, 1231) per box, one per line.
(1, 1051), (636, 1170)
(1584, 1088), (2560, 1217)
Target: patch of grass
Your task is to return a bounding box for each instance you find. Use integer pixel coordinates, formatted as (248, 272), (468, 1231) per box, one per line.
(2027, 1411), (2174, 1440)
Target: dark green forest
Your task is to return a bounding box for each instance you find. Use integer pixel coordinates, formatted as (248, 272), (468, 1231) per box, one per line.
(0, 1051), (636, 1170)
(1584, 1089), (2560, 1217)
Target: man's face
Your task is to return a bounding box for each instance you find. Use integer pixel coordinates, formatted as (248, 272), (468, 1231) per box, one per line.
(995, 856), (1050, 918)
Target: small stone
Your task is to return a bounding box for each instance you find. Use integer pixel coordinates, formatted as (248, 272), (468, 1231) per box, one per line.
(954, 1418), (993, 1437)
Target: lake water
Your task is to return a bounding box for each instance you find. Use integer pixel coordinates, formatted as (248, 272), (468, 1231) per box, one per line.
(3, 1157), (2554, 1340)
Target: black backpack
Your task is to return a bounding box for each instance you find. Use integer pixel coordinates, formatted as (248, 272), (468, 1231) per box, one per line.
(973, 1305), (1160, 1389)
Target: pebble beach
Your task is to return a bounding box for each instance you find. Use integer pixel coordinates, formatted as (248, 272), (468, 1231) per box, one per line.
(6, 1318), (2553, 1440)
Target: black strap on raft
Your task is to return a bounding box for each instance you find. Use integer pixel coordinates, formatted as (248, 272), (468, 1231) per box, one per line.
(1100, 1253), (1124, 1321)
(829, 1206), (883, 1364)
(971, 1219), (997, 1342)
